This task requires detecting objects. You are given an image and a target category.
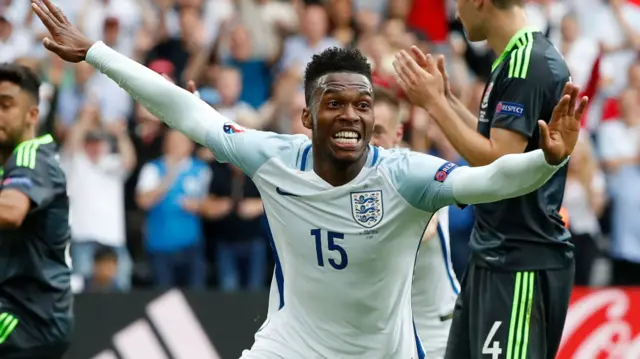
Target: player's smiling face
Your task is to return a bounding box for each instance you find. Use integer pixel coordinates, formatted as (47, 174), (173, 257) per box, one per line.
(303, 72), (374, 164)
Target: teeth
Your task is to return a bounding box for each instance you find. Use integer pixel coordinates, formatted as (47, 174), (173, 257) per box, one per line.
(334, 138), (358, 145)
(333, 131), (359, 139)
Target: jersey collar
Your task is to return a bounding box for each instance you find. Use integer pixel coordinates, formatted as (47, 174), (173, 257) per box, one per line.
(491, 26), (538, 73)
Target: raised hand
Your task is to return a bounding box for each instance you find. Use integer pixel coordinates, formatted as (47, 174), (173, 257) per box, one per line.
(31, 0), (93, 62)
(408, 47), (452, 100)
(186, 80), (199, 98)
(392, 47), (445, 108)
(435, 55), (452, 100)
(538, 83), (589, 165)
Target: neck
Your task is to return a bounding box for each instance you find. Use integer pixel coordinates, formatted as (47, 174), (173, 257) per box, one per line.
(313, 147), (369, 187)
(485, 7), (529, 57)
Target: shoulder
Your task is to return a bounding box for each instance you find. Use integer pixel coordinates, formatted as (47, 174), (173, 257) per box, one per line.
(253, 133), (312, 170)
(7, 137), (59, 172)
(379, 148), (453, 183)
(501, 35), (568, 85)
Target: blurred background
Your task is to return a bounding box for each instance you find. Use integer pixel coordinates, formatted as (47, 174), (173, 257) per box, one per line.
(1, 0), (639, 357)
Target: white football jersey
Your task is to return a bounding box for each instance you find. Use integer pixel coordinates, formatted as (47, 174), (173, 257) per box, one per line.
(411, 206), (460, 359)
(87, 40), (566, 359)
(209, 129), (462, 359)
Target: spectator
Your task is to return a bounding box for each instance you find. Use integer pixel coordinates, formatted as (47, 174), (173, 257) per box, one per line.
(563, 135), (607, 285)
(62, 105), (136, 292)
(220, 25), (273, 109)
(372, 87), (403, 149)
(135, 130), (210, 289)
(327, 0), (359, 47)
(279, 3), (341, 78)
(0, 12), (31, 63)
(146, 6), (205, 85)
(57, 62), (96, 129)
(558, 13), (599, 89)
(213, 66), (261, 128)
(597, 88), (640, 285)
(84, 245), (120, 293)
(288, 91), (311, 137)
(208, 163), (266, 292)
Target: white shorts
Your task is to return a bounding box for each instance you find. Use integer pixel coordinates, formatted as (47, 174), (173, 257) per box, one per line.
(425, 347), (446, 359)
(416, 319), (451, 359)
(242, 315), (424, 359)
(240, 318), (320, 359)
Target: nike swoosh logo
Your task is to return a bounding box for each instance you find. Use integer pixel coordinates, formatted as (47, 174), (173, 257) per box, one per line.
(276, 187), (300, 197)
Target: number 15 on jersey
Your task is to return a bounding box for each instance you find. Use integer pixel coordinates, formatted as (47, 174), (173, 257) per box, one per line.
(310, 229), (348, 270)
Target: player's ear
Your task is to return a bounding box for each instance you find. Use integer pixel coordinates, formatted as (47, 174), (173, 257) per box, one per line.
(26, 105), (39, 126)
(302, 108), (313, 130)
(395, 123), (404, 144)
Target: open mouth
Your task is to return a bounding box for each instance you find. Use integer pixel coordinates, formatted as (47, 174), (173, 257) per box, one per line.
(331, 130), (362, 150)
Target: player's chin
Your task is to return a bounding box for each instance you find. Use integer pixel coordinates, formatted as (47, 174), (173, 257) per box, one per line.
(463, 26), (485, 42)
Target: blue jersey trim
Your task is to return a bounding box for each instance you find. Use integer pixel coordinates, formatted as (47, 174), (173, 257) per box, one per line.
(300, 144), (312, 171)
(437, 222), (460, 295)
(262, 216), (284, 309)
(412, 221), (430, 359)
(370, 146), (379, 166)
(413, 320), (426, 359)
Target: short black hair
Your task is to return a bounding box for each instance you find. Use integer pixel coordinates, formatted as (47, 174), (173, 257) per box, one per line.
(93, 245), (118, 263)
(303, 47), (373, 105)
(0, 63), (41, 102)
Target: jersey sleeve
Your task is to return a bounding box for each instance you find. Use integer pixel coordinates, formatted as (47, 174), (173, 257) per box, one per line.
(85, 41), (305, 177)
(208, 128), (307, 177)
(2, 148), (56, 209)
(386, 151), (460, 213)
(387, 149), (566, 211)
(491, 75), (546, 138)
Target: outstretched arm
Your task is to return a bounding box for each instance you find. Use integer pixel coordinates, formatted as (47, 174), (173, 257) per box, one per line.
(394, 91), (586, 212)
(392, 149), (565, 212)
(448, 149), (565, 206)
(30, 0), (304, 177)
(85, 42), (222, 146)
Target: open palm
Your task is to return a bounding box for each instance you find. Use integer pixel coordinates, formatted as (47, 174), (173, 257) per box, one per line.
(539, 83), (589, 165)
(31, 0), (94, 63)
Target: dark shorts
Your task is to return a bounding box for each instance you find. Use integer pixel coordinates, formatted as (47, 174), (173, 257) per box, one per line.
(445, 255), (575, 359)
(0, 303), (70, 359)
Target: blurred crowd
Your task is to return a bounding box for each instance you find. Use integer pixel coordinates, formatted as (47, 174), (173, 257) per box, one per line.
(1, 0), (639, 292)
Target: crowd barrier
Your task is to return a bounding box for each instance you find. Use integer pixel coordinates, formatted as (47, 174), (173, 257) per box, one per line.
(66, 287), (640, 359)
